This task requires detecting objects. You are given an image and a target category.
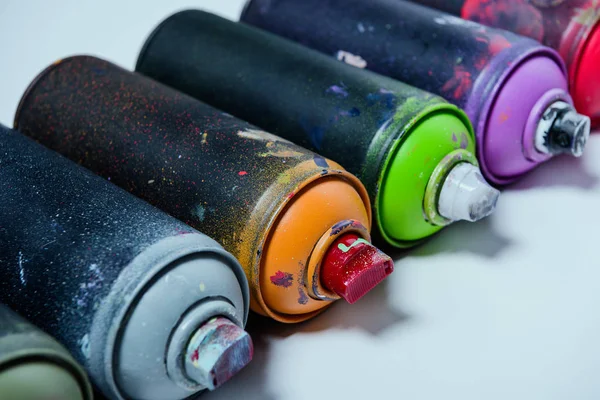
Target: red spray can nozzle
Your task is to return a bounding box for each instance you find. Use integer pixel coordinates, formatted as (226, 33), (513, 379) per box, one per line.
(320, 233), (394, 304)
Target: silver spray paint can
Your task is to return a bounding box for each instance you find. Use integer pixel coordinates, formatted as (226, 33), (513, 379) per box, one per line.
(0, 125), (252, 400)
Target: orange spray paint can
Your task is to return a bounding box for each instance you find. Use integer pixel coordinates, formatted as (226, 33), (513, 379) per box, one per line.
(14, 56), (394, 323)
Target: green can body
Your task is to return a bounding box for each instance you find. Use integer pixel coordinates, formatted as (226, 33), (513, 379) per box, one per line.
(136, 10), (478, 247)
(0, 304), (92, 400)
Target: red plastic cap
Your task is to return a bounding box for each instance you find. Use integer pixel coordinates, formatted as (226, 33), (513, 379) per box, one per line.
(320, 233), (394, 304)
(573, 20), (600, 127)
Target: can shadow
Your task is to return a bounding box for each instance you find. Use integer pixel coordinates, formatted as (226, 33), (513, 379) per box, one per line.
(376, 215), (512, 261)
(204, 272), (410, 399)
(507, 151), (599, 191)
(202, 327), (277, 400)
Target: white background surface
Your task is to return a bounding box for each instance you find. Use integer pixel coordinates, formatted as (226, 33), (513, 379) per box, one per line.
(1, 1), (600, 399)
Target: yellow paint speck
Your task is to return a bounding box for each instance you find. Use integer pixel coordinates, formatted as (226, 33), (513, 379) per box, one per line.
(199, 282), (205, 292)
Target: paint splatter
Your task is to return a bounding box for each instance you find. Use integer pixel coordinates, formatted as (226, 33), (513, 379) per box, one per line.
(201, 132), (208, 144)
(336, 50), (368, 68)
(366, 89), (397, 117)
(270, 271), (293, 288)
(298, 288), (309, 305)
(237, 128), (291, 143)
(238, 171), (248, 176)
(18, 251), (26, 286)
(194, 204), (206, 221)
(79, 334), (91, 359)
(313, 155), (329, 168)
(356, 22), (375, 33)
(442, 66), (473, 100)
(74, 264), (104, 310)
(434, 14), (480, 28)
(330, 220), (354, 235)
(459, 132), (469, 149)
(191, 348), (199, 363)
(326, 84), (349, 98)
(339, 107), (361, 117)
(258, 146), (304, 158)
(338, 238), (370, 253)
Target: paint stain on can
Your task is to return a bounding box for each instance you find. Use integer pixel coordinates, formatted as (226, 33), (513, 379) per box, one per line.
(297, 288), (309, 305)
(313, 155), (329, 168)
(270, 271), (293, 288)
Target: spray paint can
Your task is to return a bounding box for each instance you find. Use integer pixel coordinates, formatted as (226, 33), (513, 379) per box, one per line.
(402, 0), (600, 127)
(0, 125), (251, 400)
(135, 10), (499, 248)
(240, 0), (592, 185)
(0, 304), (92, 400)
(14, 56), (393, 323)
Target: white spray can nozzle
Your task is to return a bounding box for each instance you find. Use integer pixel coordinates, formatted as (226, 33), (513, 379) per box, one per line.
(438, 163), (500, 223)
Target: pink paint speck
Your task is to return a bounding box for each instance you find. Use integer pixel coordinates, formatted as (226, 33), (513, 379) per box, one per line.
(238, 171), (248, 176)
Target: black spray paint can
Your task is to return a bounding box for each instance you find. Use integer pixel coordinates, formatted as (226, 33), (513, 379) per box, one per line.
(135, 10), (500, 248)
(240, 0), (591, 185)
(0, 125), (251, 400)
(0, 304), (92, 400)
(14, 56), (392, 324)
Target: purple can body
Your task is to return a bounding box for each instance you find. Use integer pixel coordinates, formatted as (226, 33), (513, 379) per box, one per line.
(241, 0), (572, 184)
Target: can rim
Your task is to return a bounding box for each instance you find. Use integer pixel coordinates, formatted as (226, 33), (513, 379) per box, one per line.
(374, 102), (475, 248)
(467, 42), (567, 185)
(0, 347), (93, 400)
(239, 159), (371, 323)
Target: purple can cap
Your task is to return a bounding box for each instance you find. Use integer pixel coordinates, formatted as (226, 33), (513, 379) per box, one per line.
(467, 45), (570, 185)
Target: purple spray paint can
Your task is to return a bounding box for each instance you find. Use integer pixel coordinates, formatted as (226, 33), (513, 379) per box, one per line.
(241, 0), (592, 184)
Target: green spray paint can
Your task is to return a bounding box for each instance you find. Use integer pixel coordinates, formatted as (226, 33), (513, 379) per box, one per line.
(136, 10), (500, 248)
(0, 304), (93, 400)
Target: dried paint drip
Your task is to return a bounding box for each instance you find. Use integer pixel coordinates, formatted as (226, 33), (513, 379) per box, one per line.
(185, 317), (253, 390)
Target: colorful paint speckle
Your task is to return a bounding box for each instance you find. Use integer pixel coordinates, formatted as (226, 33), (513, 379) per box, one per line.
(270, 271), (294, 288)
(136, 10), (449, 206)
(240, 0), (538, 127)
(0, 124), (208, 396)
(15, 56), (335, 281)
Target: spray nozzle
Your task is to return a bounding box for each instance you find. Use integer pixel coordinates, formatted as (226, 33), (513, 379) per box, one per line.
(184, 317), (253, 390)
(535, 101), (590, 157)
(438, 163), (500, 223)
(320, 233), (394, 304)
